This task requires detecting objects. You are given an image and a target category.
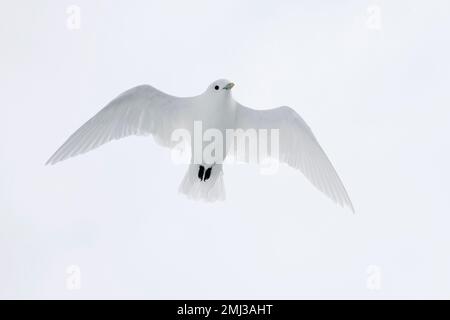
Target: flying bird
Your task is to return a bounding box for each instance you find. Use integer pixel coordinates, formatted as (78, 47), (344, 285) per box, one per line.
(47, 79), (354, 212)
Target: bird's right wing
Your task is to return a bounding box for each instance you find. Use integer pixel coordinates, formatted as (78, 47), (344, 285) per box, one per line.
(47, 85), (190, 165)
(234, 103), (354, 212)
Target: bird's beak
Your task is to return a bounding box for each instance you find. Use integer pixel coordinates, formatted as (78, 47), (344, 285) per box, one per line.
(223, 82), (235, 90)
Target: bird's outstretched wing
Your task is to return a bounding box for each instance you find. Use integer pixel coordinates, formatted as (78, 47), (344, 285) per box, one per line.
(234, 103), (354, 212)
(46, 85), (189, 165)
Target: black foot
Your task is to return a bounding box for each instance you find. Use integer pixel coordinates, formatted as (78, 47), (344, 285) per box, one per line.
(204, 167), (212, 181)
(198, 165), (205, 181)
(198, 165), (213, 181)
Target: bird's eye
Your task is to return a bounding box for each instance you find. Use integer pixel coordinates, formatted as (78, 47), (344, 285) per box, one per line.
(214, 85), (220, 90)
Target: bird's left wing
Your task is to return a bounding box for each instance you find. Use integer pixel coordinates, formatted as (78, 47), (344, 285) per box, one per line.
(234, 103), (354, 212)
(46, 85), (191, 165)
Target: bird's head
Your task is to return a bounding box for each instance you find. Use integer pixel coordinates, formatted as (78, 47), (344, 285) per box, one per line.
(206, 79), (235, 97)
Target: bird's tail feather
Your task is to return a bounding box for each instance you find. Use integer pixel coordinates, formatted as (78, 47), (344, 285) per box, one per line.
(179, 164), (225, 202)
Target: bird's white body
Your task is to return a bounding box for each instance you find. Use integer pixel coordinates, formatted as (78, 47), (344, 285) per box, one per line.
(187, 85), (237, 157)
(47, 79), (354, 211)
(178, 83), (238, 201)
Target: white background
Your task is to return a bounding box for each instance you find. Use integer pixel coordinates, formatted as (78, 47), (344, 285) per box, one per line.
(1, 0), (449, 299)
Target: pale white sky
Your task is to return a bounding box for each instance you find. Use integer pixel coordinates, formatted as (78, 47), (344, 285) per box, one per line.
(1, 0), (449, 299)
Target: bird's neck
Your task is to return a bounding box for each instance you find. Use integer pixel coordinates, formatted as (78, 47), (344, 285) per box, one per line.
(200, 94), (234, 111)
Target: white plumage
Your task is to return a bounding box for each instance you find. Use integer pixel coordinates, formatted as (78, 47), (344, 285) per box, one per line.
(47, 79), (354, 212)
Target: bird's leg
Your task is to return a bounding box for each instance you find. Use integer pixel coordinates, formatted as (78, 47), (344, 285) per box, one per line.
(198, 165), (205, 181)
(197, 164), (214, 182)
(204, 166), (212, 181)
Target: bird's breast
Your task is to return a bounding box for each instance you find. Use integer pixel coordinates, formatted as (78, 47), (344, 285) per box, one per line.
(193, 99), (236, 131)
